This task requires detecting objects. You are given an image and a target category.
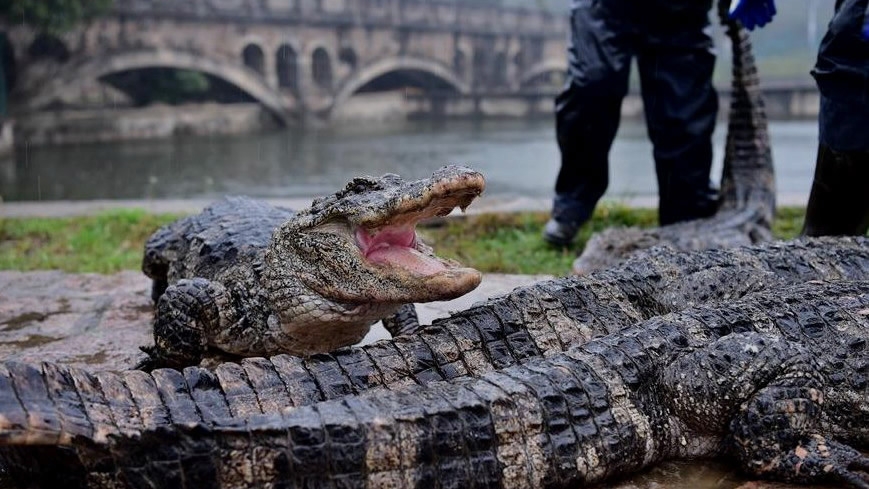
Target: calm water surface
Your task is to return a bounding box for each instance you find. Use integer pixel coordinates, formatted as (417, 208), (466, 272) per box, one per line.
(1, 118), (819, 203)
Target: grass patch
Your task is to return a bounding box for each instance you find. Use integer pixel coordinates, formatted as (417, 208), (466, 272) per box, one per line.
(423, 204), (806, 276)
(1, 205), (807, 276)
(419, 203), (658, 275)
(0, 210), (181, 274)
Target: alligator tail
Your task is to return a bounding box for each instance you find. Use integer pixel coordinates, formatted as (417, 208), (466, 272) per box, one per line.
(716, 2), (776, 224)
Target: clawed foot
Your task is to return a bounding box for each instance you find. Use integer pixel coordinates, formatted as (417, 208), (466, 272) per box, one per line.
(831, 446), (869, 489)
(134, 345), (184, 372)
(782, 435), (869, 489)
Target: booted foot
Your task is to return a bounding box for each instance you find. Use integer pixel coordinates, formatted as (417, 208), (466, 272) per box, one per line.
(543, 218), (580, 246)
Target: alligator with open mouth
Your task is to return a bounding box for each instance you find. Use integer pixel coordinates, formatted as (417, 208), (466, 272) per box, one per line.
(137, 165), (485, 370)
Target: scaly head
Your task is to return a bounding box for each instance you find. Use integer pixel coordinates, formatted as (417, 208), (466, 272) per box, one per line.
(264, 166), (484, 344)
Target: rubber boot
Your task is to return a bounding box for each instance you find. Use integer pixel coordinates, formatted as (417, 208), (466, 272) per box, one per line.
(800, 144), (869, 237)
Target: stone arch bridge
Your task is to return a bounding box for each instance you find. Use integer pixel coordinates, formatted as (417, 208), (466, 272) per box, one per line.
(3, 0), (568, 126)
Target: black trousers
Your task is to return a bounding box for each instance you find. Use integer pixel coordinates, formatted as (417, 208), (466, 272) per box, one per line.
(812, 0), (869, 152)
(552, 0), (719, 226)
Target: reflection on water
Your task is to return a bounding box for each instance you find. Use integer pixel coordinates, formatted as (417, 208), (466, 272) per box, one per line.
(1, 119), (819, 203)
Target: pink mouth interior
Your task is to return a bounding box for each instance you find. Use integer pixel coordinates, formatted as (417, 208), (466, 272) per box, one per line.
(355, 226), (448, 276)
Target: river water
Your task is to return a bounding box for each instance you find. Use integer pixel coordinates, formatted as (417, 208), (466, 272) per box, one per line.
(1, 118), (818, 205)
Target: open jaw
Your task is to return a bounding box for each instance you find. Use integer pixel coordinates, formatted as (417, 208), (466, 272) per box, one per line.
(352, 177), (485, 298)
(356, 225), (438, 273)
(353, 221), (481, 300)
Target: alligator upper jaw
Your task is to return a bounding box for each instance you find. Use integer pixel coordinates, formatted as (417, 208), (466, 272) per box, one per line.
(355, 168), (486, 229)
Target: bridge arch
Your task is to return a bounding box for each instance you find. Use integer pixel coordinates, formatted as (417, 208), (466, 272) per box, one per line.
(276, 44), (299, 91)
(25, 50), (293, 125)
(28, 34), (70, 63)
(242, 43), (266, 76)
(518, 59), (567, 89)
(311, 47), (334, 90)
(330, 56), (470, 116)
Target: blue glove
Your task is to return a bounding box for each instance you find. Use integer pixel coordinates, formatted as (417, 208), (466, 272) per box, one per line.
(728, 0), (777, 31)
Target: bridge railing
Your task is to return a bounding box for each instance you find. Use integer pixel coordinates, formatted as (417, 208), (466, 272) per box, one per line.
(113, 0), (567, 37)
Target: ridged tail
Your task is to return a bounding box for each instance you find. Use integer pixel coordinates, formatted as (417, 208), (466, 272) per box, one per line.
(716, 1), (776, 223)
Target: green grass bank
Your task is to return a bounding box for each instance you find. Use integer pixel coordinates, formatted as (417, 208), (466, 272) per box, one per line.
(1, 206), (807, 276)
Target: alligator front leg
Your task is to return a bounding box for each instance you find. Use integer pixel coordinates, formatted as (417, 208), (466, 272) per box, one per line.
(137, 278), (233, 371)
(663, 332), (869, 488)
(380, 303), (422, 337)
(731, 370), (869, 488)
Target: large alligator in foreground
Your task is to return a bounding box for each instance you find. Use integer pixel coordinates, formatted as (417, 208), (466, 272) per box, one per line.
(2, 278), (868, 488)
(1, 237), (868, 488)
(573, 2), (776, 274)
(137, 165), (485, 370)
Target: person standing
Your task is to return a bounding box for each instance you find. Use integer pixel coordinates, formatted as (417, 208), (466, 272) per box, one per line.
(543, 0), (721, 246)
(730, 0), (869, 236)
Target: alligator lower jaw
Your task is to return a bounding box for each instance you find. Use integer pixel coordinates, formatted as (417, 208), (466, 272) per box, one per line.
(356, 225), (446, 274)
(353, 213), (482, 301)
(347, 170), (484, 300)
(414, 266), (482, 301)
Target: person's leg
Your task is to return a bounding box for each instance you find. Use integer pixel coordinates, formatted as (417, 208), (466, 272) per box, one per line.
(803, 0), (869, 236)
(545, 0), (634, 245)
(637, 11), (719, 226)
(801, 146), (869, 236)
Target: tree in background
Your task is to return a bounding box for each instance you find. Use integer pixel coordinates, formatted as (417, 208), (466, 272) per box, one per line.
(0, 0), (114, 116)
(2, 0), (113, 34)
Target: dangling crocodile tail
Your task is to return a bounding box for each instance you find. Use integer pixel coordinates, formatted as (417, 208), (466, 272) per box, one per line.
(716, 2), (776, 223)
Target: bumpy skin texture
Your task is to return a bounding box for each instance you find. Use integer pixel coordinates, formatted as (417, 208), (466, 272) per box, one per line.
(139, 166), (485, 370)
(574, 5), (775, 274)
(125, 280), (869, 488)
(2, 279), (869, 489)
(1, 237), (868, 488)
